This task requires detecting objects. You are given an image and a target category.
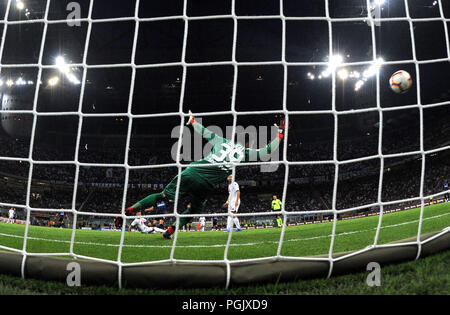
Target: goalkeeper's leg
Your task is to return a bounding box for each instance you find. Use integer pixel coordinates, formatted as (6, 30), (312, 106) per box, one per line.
(127, 192), (166, 214)
(126, 174), (184, 214)
(163, 198), (207, 239)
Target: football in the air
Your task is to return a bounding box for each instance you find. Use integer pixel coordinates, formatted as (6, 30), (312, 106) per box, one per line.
(389, 70), (413, 94)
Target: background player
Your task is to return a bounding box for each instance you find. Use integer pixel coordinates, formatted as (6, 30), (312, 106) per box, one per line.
(272, 195), (282, 211)
(444, 181), (449, 202)
(145, 200), (169, 229)
(8, 208), (16, 224)
(276, 215), (283, 228)
(199, 216), (206, 231)
(128, 211), (166, 234)
(223, 175), (242, 232)
(115, 216), (123, 229)
(211, 215), (218, 231)
(58, 209), (65, 228)
(271, 195), (283, 226)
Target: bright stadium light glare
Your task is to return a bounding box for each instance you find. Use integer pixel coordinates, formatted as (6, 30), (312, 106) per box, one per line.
(0, 80), (3, 86)
(6, 79), (14, 87)
(16, 1), (25, 10)
(370, 0), (386, 9)
(56, 56), (70, 74)
(338, 68), (349, 80)
(55, 55), (80, 84)
(66, 73), (81, 85)
(55, 56), (65, 65)
(328, 55), (343, 69)
(363, 58), (384, 78)
(363, 69), (373, 78)
(321, 70), (330, 78)
(15, 78), (26, 86)
(320, 55), (344, 78)
(355, 79), (365, 91)
(48, 76), (59, 86)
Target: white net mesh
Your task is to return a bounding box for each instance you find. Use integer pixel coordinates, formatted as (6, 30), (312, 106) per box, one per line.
(0, 0), (449, 289)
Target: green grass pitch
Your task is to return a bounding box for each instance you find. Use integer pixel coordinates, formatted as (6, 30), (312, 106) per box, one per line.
(1, 249), (448, 295)
(0, 202), (449, 264)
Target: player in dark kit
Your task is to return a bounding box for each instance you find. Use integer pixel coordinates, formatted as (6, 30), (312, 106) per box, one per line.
(145, 200), (168, 228)
(115, 216), (123, 229)
(58, 210), (65, 227)
(444, 182), (449, 202)
(125, 111), (286, 239)
(211, 216), (219, 231)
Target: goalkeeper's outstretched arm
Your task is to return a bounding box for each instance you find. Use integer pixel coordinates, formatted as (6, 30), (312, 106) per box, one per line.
(187, 110), (225, 145)
(245, 120), (285, 161)
(186, 110), (285, 161)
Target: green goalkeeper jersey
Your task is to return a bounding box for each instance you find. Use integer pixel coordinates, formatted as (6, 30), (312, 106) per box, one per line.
(187, 121), (281, 187)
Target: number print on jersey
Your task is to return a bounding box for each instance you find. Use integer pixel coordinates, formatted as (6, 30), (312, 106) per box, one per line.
(211, 143), (245, 164)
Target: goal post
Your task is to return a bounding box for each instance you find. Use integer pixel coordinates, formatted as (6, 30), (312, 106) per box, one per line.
(0, 0), (449, 290)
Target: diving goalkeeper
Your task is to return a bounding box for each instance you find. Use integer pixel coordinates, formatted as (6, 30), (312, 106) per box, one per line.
(125, 111), (285, 239)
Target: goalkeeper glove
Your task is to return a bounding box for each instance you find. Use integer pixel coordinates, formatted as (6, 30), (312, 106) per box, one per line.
(275, 119), (286, 140)
(186, 110), (196, 126)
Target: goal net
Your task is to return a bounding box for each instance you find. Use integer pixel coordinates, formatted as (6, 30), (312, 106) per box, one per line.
(0, 0), (449, 289)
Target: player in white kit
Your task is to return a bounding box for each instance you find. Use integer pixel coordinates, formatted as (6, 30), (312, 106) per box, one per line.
(223, 175), (242, 232)
(199, 216), (206, 231)
(8, 208), (16, 224)
(128, 211), (166, 234)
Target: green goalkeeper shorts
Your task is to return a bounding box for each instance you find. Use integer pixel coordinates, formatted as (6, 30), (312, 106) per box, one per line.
(163, 167), (215, 203)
